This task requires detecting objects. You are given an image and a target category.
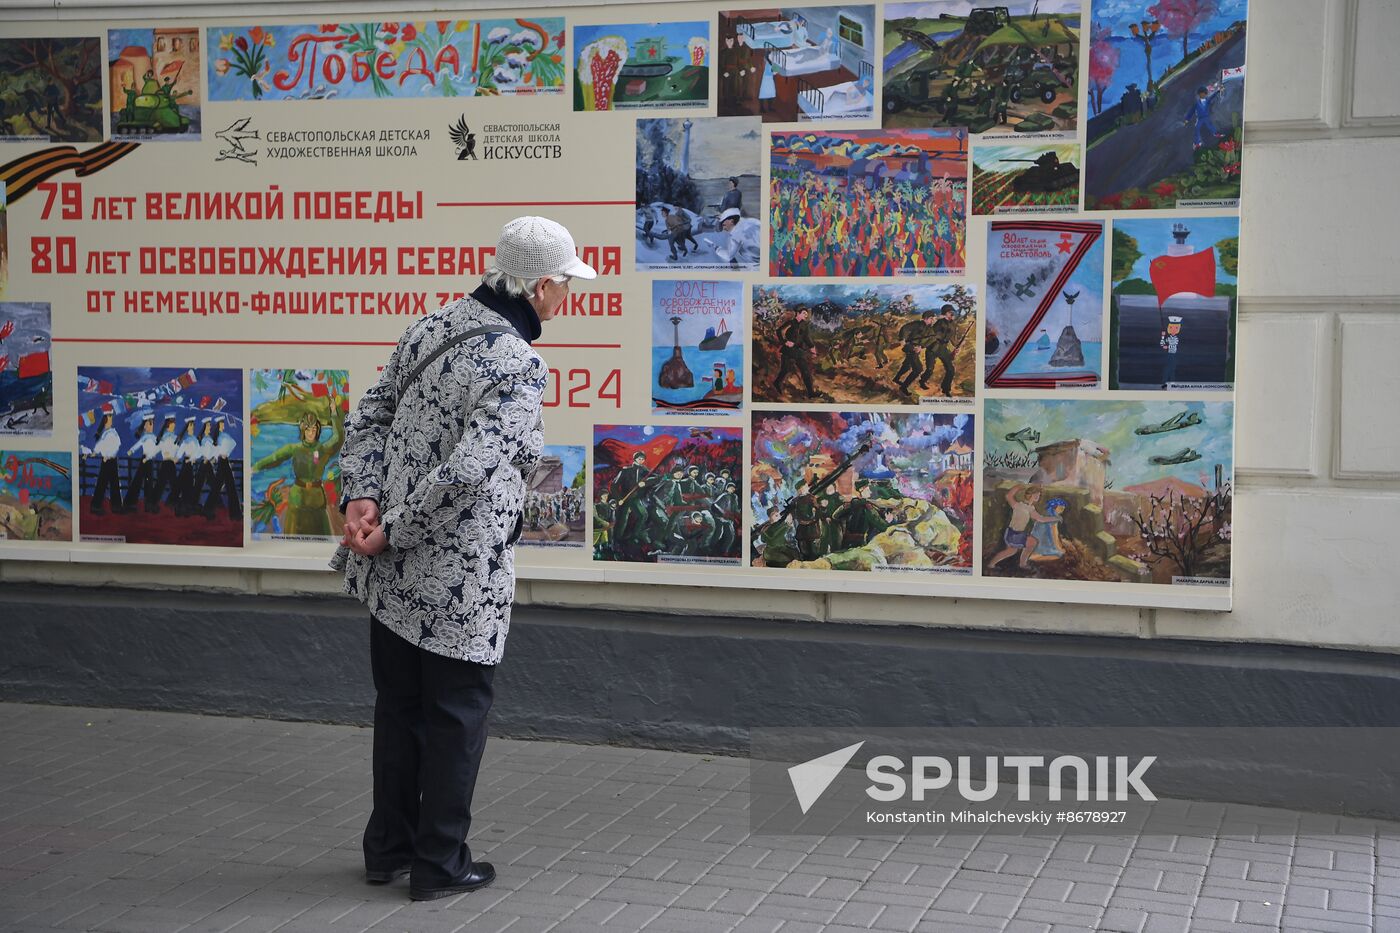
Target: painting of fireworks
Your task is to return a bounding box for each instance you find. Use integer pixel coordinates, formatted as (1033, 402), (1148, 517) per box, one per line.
(717, 6), (876, 123)
(1, 450), (71, 541)
(972, 141), (1080, 214)
(751, 411), (974, 573)
(652, 279), (744, 415)
(882, 1), (1080, 134)
(984, 398), (1233, 585)
(0, 37), (103, 142)
(76, 366), (244, 547)
(983, 220), (1105, 389)
(249, 369), (348, 542)
(1084, 0), (1247, 210)
(635, 116), (762, 272)
(770, 129), (968, 277)
(108, 27), (202, 141)
(0, 302), (52, 435)
(592, 424), (742, 565)
(1111, 216), (1237, 389)
(521, 445), (586, 548)
(574, 22), (709, 110)
(752, 283), (977, 404)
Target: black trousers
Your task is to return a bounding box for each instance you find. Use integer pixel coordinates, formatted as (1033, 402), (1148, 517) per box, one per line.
(364, 617), (496, 887)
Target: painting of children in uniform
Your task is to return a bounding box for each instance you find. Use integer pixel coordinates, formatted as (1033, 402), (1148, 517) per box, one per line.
(249, 369), (348, 541)
(984, 398), (1234, 585)
(751, 411), (975, 572)
(753, 283), (977, 405)
(882, 1), (1080, 134)
(592, 424), (742, 565)
(635, 117), (762, 271)
(717, 6), (875, 123)
(77, 366), (244, 547)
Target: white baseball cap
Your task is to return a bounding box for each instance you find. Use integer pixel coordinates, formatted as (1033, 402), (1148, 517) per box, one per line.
(494, 216), (597, 280)
(718, 207), (743, 225)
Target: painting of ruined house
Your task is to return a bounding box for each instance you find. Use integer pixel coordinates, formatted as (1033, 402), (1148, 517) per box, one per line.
(984, 398), (1232, 586)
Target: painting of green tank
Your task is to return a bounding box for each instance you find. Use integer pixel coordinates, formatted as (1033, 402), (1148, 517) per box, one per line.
(109, 28), (201, 141)
(250, 369), (348, 542)
(984, 398), (1232, 586)
(0, 38), (103, 143)
(574, 22), (709, 111)
(882, 1), (1080, 134)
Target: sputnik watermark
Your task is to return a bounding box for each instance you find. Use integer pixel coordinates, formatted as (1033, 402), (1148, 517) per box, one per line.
(866, 754), (1157, 802)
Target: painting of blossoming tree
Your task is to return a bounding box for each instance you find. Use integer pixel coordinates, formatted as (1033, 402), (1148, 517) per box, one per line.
(1084, 0), (1246, 210)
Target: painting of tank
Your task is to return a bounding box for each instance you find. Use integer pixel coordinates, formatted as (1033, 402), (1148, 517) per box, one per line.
(108, 27), (202, 141)
(1110, 216), (1237, 389)
(521, 445), (586, 548)
(983, 398), (1233, 586)
(752, 283), (977, 404)
(574, 22), (709, 110)
(882, 1), (1080, 134)
(652, 280), (744, 414)
(592, 424), (742, 565)
(972, 141), (1080, 214)
(249, 369), (348, 542)
(1084, 0), (1247, 210)
(751, 411), (974, 573)
(1, 450), (71, 541)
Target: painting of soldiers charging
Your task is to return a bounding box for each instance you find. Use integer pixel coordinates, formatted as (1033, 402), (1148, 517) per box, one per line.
(984, 398), (1233, 586)
(752, 283), (976, 405)
(249, 369), (348, 542)
(592, 424), (742, 565)
(1111, 216), (1237, 389)
(1, 450), (71, 541)
(717, 6), (876, 123)
(0, 37), (103, 142)
(770, 129), (968, 277)
(77, 367), (244, 547)
(984, 220), (1105, 390)
(882, 1), (1080, 134)
(522, 445), (586, 548)
(1085, 0), (1247, 210)
(751, 411), (974, 573)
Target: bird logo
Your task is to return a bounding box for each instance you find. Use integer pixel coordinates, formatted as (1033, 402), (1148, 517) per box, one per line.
(449, 116), (477, 161)
(214, 117), (259, 165)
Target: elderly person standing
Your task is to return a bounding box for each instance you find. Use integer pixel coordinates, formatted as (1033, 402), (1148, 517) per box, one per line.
(333, 216), (595, 901)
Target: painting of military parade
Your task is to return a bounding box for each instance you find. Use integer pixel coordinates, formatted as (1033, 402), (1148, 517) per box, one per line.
(0, 302), (52, 436)
(717, 6), (876, 123)
(770, 129), (968, 277)
(1111, 216), (1237, 389)
(249, 369), (347, 542)
(984, 398), (1232, 585)
(636, 117), (763, 272)
(593, 425), (742, 564)
(984, 220), (1105, 389)
(521, 445), (586, 548)
(751, 411), (974, 572)
(972, 141), (1080, 214)
(882, 1), (1079, 134)
(76, 367), (244, 547)
(1, 450), (71, 541)
(752, 283), (977, 404)
(652, 280), (745, 414)
(1085, 0), (1246, 209)
(575, 22), (709, 111)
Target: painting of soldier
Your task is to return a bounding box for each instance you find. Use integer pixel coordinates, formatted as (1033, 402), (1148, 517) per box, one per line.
(751, 411), (974, 573)
(520, 445), (586, 548)
(592, 424), (742, 565)
(752, 283), (977, 405)
(0, 37), (103, 142)
(249, 369), (348, 542)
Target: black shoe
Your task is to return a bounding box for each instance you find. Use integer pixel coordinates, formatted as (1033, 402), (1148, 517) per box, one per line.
(365, 863), (411, 885)
(409, 862), (495, 901)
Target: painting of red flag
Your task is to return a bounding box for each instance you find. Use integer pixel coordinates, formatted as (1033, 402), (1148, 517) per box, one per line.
(0, 302), (52, 436)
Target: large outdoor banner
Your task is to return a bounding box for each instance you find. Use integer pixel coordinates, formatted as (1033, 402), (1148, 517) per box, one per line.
(0, 0), (1245, 609)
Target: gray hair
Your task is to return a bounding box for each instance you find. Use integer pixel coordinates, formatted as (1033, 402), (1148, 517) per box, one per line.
(483, 266), (569, 299)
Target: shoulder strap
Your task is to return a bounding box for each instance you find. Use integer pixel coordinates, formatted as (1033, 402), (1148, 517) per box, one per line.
(398, 324), (518, 399)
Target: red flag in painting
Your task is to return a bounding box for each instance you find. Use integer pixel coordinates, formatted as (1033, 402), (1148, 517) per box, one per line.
(597, 434), (680, 470)
(311, 382), (330, 397)
(161, 61), (183, 77)
(1149, 248), (1216, 306)
(17, 352), (49, 378)
(199, 395), (212, 409)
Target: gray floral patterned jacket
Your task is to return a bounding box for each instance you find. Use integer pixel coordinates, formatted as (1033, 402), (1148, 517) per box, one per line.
(331, 295), (547, 664)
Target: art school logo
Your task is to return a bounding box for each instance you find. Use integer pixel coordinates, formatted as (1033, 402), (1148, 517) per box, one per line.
(450, 115), (562, 162)
(214, 117), (259, 166)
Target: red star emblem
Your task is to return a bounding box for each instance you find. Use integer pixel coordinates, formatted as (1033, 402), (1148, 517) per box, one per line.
(1056, 233), (1074, 254)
